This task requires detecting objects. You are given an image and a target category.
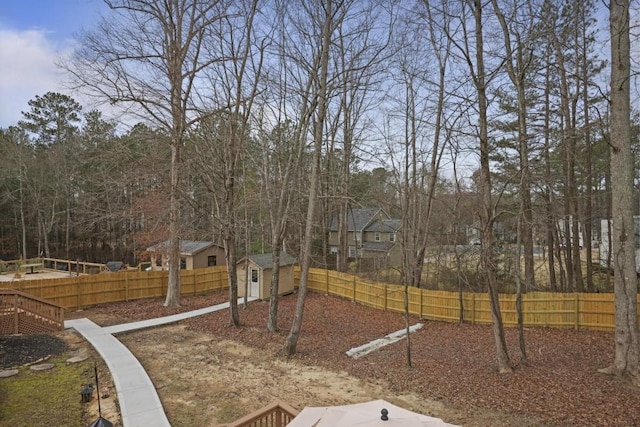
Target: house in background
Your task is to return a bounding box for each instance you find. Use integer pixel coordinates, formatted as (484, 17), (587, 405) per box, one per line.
(600, 217), (640, 273)
(328, 208), (402, 266)
(146, 240), (225, 271)
(237, 253), (297, 300)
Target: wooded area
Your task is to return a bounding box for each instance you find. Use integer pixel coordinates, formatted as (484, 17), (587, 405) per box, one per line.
(0, 0), (636, 289)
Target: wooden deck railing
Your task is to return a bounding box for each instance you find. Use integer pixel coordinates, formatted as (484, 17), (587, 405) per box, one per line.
(0, 289), (65, 335)
(0, 257), (107, 275)
(221, 401), (299, 427)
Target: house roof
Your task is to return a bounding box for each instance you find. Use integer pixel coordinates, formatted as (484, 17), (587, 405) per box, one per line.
(329, 208), (385, 232)
(146, 240), (222, 256)
(240, 253), (297, 269)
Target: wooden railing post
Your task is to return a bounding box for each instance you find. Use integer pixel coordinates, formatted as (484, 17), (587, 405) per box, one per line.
(13, 293), (19, 334)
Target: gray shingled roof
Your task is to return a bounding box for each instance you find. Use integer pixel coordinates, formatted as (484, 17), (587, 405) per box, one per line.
(243, 252), (297, 269)
(146, 240), (221, 256)
(329, 208), (383, 231)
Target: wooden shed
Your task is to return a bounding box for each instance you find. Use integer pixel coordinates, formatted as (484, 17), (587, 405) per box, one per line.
(146, 240), (225, 271)
(237, 253), (297, 300)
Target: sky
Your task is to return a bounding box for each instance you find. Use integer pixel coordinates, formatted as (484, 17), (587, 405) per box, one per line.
(0, 0), (106, 128)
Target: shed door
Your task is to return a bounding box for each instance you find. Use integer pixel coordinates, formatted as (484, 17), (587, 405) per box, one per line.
(249, 267), (259, 297)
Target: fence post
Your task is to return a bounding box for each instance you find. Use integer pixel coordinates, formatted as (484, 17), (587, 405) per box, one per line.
(384, 284), (388, 311)
(193, 269), (197, 296)
(472, 293), (476, 325)
(77, 279), (82, 309)
(352, 275), (356, 302)
(324, 268), (328, 294)
(574, 293), (579, 330)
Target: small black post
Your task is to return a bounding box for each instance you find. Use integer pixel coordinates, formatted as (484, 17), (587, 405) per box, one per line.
(94, 363), (102, 416)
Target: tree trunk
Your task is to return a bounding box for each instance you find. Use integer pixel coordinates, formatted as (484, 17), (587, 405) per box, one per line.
(473, 0), (512, 374)
(284, 0), (334, 357)
(19, 178), (27, 260)
(267, 246), (282, 332)
(582, 15), (594, 292)
(543, 43), (557, 292)
(165, 142), (181, 307)
(601, 0), (640, 386)
(226, 232), (240, 326)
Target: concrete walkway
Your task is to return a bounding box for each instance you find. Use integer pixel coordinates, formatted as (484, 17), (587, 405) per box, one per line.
(65, 297), (255, 427)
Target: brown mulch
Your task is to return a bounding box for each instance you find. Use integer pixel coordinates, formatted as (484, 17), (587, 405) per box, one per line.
(68, 289), (640, 426)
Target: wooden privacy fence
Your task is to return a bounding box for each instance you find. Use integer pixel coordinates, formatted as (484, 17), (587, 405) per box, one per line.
(8, 267), (228, 311)
(301, 268), (634, 332)
(5, 265), (635, 332)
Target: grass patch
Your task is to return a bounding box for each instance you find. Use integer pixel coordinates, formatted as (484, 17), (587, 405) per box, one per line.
(0, 355), (93, 427)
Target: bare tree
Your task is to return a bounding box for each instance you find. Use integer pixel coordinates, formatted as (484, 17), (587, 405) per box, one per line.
(284, 0), (344, 356)
(257, 0), (318, 333)
(210, 0), (263, 326)
(447, 0), (512, 374)
(0, 127), (31, 260)
(332, 2), (391, 273)
(490, 0), (537, 363)
(599, 0), (640, 386)
(66, 0), (227, 306)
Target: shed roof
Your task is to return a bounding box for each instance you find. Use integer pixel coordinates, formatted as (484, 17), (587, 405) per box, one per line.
(241, 253), (297, 269)
(146, 240), (222, 256)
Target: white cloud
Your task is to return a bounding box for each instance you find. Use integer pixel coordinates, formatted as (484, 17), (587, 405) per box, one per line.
(0, 28), (72, 128)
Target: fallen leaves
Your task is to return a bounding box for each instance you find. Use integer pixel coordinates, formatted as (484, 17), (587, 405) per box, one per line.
(70, 290), (640, 426)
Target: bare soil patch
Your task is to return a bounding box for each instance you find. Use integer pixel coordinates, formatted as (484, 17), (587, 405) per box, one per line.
(0, 334), (68, 369)
(65, 290), (640, 426)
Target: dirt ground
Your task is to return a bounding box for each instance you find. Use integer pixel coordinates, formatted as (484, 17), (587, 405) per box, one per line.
(61, 290), (640, 427)
(118, 325), (474, 426)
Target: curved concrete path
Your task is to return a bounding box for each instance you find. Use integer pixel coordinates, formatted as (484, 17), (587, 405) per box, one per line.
(65, 297), (255, 427)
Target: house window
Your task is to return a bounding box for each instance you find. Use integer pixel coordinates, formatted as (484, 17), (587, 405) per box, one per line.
(374, 232), (381, 242)
(389, 233), (396, 242)
(207, 255), (217, 266)
(349, 246), (357, 258)
(251, 268), (259, 282)
(180, 258), (187, 270)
